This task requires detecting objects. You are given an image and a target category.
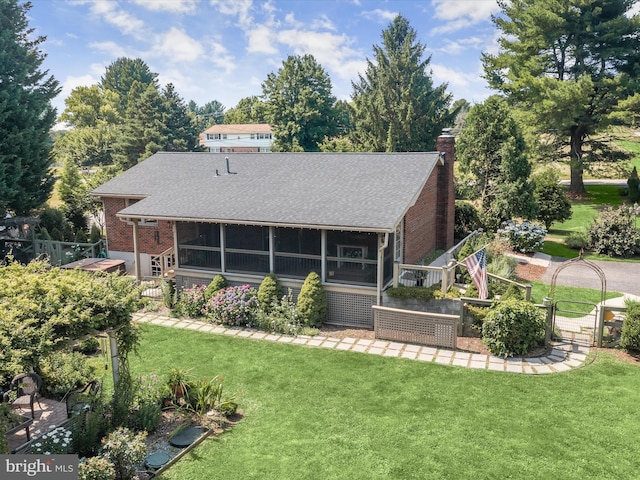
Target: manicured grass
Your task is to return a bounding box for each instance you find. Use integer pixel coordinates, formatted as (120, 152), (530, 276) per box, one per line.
(616, 140), (640, 170)
(527, 282), (622, 317)
(131, 325), (640, 480)
(548, 185), (625, 237)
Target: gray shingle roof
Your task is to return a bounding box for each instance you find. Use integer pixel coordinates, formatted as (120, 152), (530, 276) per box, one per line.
(92, 152), (440, 232)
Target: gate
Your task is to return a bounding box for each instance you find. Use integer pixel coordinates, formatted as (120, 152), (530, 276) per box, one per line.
(549, 256), (606, 346)
(552, 299), (599, 345)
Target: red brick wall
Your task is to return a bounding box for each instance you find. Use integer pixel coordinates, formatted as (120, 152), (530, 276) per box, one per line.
(102, 198), (174, 255)
(403, 174), (439, 264)
(403, 132), (456, 264)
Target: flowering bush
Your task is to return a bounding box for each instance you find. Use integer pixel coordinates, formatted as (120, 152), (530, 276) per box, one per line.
(100, 427), (147, 480)
(205, 284), (259, 326)
(78, 456), (116, 480)
(254, 290), (303, 335)
(497, 220), (546, 253)
(588, 204), (640, 257)
(32, 425), (73, 454)
(175, 283), (207, 318)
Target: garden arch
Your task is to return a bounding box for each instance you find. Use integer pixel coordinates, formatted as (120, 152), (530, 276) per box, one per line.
(548, 255), (606, 346)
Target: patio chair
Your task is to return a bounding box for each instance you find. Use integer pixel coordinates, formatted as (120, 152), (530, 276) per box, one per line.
(65, 379), (100, 418)
(2, 372), (43, 419)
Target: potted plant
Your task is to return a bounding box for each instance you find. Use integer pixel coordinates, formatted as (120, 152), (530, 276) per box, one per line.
(167, 368), (192, 401)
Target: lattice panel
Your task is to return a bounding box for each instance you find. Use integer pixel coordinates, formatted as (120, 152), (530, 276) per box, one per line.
(373, 306), (457, 349)
(326, 291), (375, 328)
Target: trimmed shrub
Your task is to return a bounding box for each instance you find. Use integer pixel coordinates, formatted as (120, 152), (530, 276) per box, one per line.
(620, 301), (640, 352)
(588, 204), (640, 257)
(89, 224), (102, 244)
(565, 232), (589, 250)
(258, 274), (283, 312)
(501, 283), (524, 301)
(482, 299), (546, 357)
(204, 274), (228, 300)
(297, 272), (327, 328)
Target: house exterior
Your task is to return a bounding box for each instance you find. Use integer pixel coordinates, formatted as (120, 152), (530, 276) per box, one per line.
(92, 130), (455, 328)
(199, 124), (273, 153)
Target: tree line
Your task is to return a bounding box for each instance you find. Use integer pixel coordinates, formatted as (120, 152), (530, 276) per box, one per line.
(2, 0), (640, 242)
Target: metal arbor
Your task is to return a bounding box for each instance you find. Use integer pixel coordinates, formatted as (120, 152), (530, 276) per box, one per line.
(548, 254), (606, 346)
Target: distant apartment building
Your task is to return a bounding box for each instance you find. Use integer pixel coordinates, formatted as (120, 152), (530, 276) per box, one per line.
(199, 123), (274, 153)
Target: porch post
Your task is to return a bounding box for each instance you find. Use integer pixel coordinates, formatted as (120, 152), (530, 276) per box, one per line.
(132, 219), (141, 281)
(321, 230), (327, 282)
(377, 233), (388, 306)
(269, 226), (275, 273)
(220, 224), (226, 272)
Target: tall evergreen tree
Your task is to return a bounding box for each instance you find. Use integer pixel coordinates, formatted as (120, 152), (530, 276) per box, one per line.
(262, 54), (338, 152)
(0, 0), (60, 216)
(99, 57), (159, 116)
(111, 82), (166, 171)
(351, 15), (456, 152)
(456, 96), (536, 230)
(188, 99), (225, 132)
(162, 84), (198, 152)
(483, 0), (640, 195)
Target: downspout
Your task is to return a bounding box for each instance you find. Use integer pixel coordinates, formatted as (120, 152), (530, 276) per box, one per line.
(377, 232), (389, 306)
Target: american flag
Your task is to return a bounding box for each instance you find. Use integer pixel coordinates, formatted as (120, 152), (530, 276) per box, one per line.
(464, 247), (488, 300)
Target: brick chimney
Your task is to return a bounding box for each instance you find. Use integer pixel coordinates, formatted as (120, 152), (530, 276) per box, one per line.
(436, 128), (455, 249)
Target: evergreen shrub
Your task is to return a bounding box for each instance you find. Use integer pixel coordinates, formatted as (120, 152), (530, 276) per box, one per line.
(204, 274), (228, 299)
(258, 274), (283, 312)
(482, 299), (546, 357)
(621, 301), (640, 352)
(297, 272), (326, 328)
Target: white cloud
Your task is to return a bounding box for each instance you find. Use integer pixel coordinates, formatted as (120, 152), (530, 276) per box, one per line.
(207, 40), (236, 74)
(210, 0), (254, 28)
(154, 27), (204, 63)
(82, 0), (147, 39)
(361, 9), (398, 23)
(131, 0), (199, 13)
(247, 25), (278, 54)
(89, 41), (130, 58)
(437, 36), (492, 55)
(311, 14), (336, 31)
(430, 0), (499, 34)
(276, 29), (365, 81)
(430, 63), (491, 103)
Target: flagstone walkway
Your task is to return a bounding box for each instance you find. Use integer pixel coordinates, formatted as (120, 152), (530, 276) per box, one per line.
(134, 312), (591, 375)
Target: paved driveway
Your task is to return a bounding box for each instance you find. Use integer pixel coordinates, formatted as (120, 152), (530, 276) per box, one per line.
(541, 257), (640, 297)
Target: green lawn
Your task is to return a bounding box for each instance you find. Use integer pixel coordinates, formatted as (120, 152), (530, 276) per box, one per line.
(543, 184), (640, 261)
(130, 324), (640, 480)
(616, 140), (640, 170)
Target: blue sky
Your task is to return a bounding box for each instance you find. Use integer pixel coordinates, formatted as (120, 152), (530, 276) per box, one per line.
(29, 0), (503, 117)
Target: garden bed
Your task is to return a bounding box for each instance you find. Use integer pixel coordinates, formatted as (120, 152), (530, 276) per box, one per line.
(137, 408), (243, 479)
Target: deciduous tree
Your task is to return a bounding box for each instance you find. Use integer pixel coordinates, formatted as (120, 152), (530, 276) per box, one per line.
(0, 0), (60, 216)
(223, 96), (267, 124)
(262, 54), (337, 152)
